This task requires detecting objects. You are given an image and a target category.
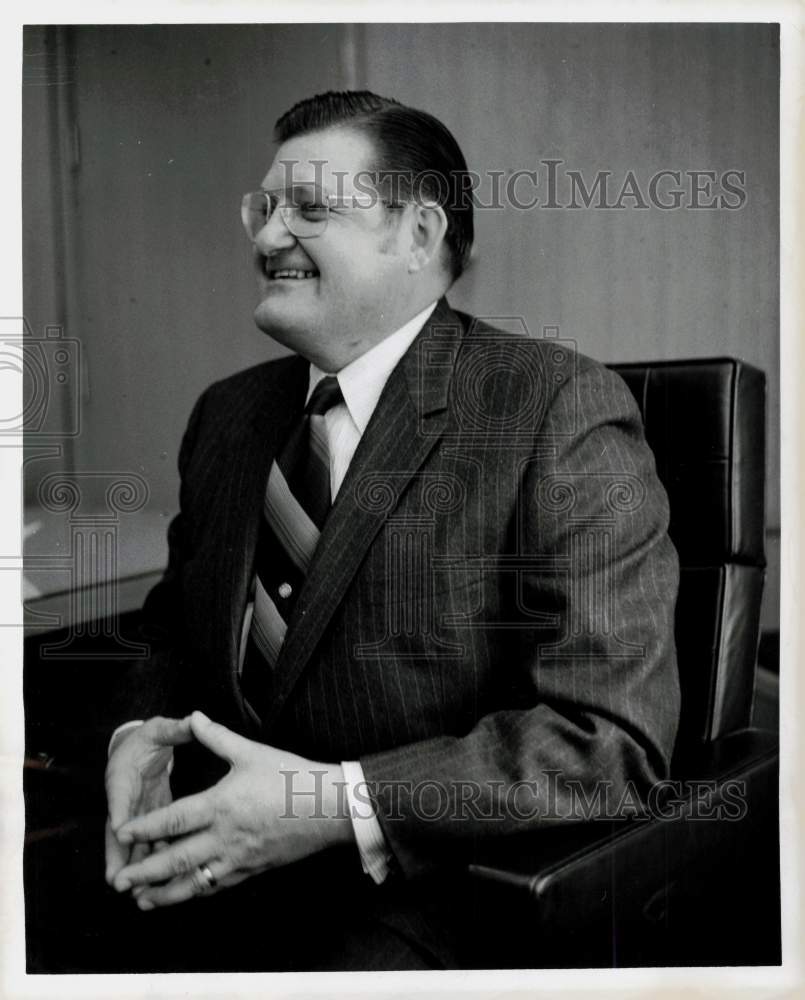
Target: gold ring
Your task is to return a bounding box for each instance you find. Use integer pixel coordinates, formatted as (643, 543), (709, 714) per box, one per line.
(197, 863), (217, 891)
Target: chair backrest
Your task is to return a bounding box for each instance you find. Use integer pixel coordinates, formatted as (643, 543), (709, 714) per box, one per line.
(608, 358), (766, 756)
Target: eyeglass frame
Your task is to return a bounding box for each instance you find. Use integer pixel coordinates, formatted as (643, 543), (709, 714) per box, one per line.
(240, 184), (405, 241)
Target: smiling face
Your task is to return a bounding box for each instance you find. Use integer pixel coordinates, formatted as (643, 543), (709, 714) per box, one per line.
(250, 127), (432, 372)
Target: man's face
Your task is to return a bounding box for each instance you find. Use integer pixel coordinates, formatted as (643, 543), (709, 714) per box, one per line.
(250, 127), (415, 370)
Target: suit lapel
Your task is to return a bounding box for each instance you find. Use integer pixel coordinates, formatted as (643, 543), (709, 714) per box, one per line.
(261, 298), (465, 732)
(208, 355), (308, 712)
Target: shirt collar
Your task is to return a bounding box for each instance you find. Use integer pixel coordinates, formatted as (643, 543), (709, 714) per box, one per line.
(307, 301), (438, 433)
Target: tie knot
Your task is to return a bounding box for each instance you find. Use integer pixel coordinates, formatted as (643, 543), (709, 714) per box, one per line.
(306, 375), (343, 417)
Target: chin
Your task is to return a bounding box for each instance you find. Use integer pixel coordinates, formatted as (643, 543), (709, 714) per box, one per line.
(253, 304), (288, 340)
(254, 303), (315, 354)
(255, 296), (296, 329)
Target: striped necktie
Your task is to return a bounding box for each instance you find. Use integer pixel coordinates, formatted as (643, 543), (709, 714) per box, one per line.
(240, 375), (344, 723)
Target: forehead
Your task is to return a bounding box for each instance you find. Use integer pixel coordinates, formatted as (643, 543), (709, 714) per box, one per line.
(261, 127), (375, 192)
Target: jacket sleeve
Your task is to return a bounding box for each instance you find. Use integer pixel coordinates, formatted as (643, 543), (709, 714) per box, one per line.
(359, 362), (681, 878)
(106, 389), (209, 732)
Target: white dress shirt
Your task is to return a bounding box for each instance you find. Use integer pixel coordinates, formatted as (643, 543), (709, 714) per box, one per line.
(112, 300), (438, 887)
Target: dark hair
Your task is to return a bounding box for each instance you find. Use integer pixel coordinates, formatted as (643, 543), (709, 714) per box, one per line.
(274, 90), (474, 281)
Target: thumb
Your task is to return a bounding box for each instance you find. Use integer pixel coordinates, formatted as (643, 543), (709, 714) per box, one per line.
(189, 711), (251, 764)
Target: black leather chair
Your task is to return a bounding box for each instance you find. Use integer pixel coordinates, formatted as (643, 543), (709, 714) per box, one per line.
(24, 357), (779, 970)
(468, 357), (780, 967)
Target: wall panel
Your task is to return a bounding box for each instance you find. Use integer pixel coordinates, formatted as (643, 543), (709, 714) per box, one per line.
(360, 23), (779, 626)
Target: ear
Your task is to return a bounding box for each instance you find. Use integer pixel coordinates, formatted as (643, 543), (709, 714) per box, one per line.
(407, 202), (448, 274)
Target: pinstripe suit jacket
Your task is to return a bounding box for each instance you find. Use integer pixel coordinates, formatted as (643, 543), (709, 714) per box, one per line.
(133, 297), (680, 879)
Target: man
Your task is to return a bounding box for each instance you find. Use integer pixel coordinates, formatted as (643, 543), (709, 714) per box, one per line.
(103, 91), (680, 970)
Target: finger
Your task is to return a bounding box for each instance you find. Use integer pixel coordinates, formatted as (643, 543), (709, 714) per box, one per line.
(130, 840), (171, 896)
(106, 768), (138, 833)
(127, 843), (152, 897)
(117, 790), (213, 845)
(113, 832), (217, 892)
(105, 817), (132, 884)
(106, 720), (191, 830)
(189, 711), (252, 765)
(137, 865), (246, 911)
(148, 714), (195, 748)
(134, 839), (172, 888)
(129, 840), (151, 868)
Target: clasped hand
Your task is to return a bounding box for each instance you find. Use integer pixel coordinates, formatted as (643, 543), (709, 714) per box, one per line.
(105, 711), (352, 910)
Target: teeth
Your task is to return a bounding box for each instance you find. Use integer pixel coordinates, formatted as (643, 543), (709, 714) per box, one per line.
(270, 268), (317, 279)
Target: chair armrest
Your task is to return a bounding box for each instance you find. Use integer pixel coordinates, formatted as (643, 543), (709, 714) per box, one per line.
(466, 729), (779, 967)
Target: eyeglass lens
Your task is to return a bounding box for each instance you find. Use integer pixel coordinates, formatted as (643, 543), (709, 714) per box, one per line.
(241, 188), (329, 240)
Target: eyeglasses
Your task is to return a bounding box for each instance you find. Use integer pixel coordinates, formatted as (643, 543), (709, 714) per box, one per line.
(241, 185), (381, 241)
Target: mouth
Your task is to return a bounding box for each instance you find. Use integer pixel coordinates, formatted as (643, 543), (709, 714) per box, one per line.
(265, 266), (319, 281)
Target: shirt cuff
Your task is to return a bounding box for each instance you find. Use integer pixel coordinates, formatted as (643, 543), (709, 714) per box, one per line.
(341, 759), (392, 885)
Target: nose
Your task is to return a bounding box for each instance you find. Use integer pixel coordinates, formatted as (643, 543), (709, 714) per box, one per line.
(253, 207), (296, 254)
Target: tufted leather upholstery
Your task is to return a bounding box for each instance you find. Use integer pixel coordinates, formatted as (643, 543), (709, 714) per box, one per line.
(610, 358), (766, 752)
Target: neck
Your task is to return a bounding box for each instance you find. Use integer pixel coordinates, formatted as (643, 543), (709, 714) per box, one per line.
(311, 296), (442, 372)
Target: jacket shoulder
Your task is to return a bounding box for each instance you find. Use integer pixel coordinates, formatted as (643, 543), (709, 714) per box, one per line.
(200, 354), (303, 406)
(177, 353), (307, 450)
(450, 309), (638, 429)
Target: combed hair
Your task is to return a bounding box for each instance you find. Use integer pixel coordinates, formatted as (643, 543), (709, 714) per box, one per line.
(274, 90), (474, 281)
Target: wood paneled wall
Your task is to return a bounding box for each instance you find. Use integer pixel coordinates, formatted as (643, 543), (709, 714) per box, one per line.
(22, 24), (779, 627)
(358, 23), (779, 626)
